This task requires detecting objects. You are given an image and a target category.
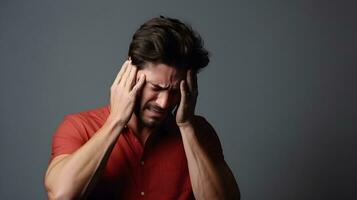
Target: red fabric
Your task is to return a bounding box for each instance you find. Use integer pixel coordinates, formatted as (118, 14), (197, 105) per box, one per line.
(50, 105), (223, 200)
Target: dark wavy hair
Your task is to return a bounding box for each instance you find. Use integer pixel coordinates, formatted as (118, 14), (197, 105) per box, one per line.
(128, 16), (209, 73)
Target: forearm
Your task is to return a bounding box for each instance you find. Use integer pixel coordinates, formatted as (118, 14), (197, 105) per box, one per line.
(45, 119), (124, 199)
(179, 122), (240, 200)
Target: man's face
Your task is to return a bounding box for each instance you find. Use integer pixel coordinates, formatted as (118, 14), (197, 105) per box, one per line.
(134, 62), (186, 128)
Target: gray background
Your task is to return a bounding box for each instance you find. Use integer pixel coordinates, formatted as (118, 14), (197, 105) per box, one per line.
(0, 0), (356, 199)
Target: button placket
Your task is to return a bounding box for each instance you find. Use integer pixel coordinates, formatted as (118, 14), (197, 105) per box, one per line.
(139, 156), (146, 197)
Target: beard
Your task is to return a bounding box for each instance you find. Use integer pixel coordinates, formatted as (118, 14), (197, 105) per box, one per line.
(133, 99), (169, 128)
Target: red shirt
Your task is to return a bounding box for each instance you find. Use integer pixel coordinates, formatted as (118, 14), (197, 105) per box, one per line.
(50, 105), (223, 199)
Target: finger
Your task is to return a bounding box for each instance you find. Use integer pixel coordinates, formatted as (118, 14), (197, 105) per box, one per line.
(125, 62), (138, 90)
(112, 60), (129, 86)
(119, 61), (133, 87)
(179, 80), (187, 106)
(131, 74), (146, 95)
(186, 70), (194, 92)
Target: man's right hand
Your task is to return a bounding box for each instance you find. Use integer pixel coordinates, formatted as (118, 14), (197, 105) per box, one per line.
(107, 59), (146, 126)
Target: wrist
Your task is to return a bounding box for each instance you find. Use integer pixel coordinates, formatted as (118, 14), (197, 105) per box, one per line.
(105, 116), (126, 131)
(177, 118), (194, 129)
(178, 119), (196, 139)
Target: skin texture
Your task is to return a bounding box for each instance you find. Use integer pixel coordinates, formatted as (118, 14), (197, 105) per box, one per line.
(126, 61), (186, 144)
(44, 60), (240, 200)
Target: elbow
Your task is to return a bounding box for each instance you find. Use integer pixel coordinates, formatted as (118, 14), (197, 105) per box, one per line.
(217, 189), (240, 200)
(44, 177), (76, 200)
(45, 190), (66, 200)
(219, 180), (240, 200)
(232, 189), (241, 200)
(228, 183), (241, 200)
(45, 185), (75, 200)
(45, 184), (69, 200)
(223, 189), (240, 200)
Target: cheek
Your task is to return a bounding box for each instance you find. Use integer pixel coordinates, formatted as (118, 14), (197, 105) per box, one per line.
(139, 87), (156, 107)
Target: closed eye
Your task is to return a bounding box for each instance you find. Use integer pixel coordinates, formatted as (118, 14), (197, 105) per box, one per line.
(151, 86), (162, 91)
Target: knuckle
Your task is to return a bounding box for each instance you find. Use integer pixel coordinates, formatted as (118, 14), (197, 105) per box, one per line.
(127, 93), (135, 101)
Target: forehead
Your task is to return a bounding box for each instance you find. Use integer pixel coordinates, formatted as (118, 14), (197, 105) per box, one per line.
(140, 63), (186, 88)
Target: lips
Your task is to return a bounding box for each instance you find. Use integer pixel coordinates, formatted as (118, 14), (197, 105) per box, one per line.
(146, 106), (165, 117)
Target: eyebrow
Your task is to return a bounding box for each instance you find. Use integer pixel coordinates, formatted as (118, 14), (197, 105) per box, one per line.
(147, 81), (179, 90)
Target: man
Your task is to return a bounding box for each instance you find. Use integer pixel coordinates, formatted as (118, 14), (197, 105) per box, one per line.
(44, 16), (240, 200)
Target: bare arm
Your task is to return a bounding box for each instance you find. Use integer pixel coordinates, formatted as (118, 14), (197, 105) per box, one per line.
(44, 120), (124, 200)
(175, 70), (240, 199)
(179, 117), (240, 200)
(44, 60), (146, 200)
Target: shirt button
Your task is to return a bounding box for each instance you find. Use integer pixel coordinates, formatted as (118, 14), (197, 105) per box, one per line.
(141, 160), (145, 166)
(140, 191), (145, 196)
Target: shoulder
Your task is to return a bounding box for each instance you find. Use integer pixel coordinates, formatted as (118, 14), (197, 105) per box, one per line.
(190, 115), (221, 144)
(63, 104), (110, 125)
(193, 115), (216, 133)
(54, 105), (109, 139)
(193, 115), (224, 157)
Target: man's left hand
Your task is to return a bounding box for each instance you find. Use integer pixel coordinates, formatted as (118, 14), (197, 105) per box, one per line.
(176, 70), (198, 127)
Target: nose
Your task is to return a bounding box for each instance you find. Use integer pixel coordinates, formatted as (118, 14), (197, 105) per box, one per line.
(155, 91), (170, 109)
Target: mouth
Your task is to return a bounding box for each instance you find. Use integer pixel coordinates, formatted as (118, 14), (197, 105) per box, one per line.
(146, 106), (165, 118)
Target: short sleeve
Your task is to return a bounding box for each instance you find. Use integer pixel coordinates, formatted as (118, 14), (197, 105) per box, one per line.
(195, 116), (224, 160)
(50, 115), (86, 162)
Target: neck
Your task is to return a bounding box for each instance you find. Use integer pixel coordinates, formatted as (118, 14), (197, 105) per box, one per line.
(127, 113), (158, 144)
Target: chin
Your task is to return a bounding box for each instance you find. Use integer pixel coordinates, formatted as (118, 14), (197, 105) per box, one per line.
(134, 103), (172, 128)
(140, 117), (161, 128)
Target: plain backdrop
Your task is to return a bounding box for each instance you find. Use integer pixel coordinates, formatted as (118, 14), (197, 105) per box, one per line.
(0, 0), (356, 199)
